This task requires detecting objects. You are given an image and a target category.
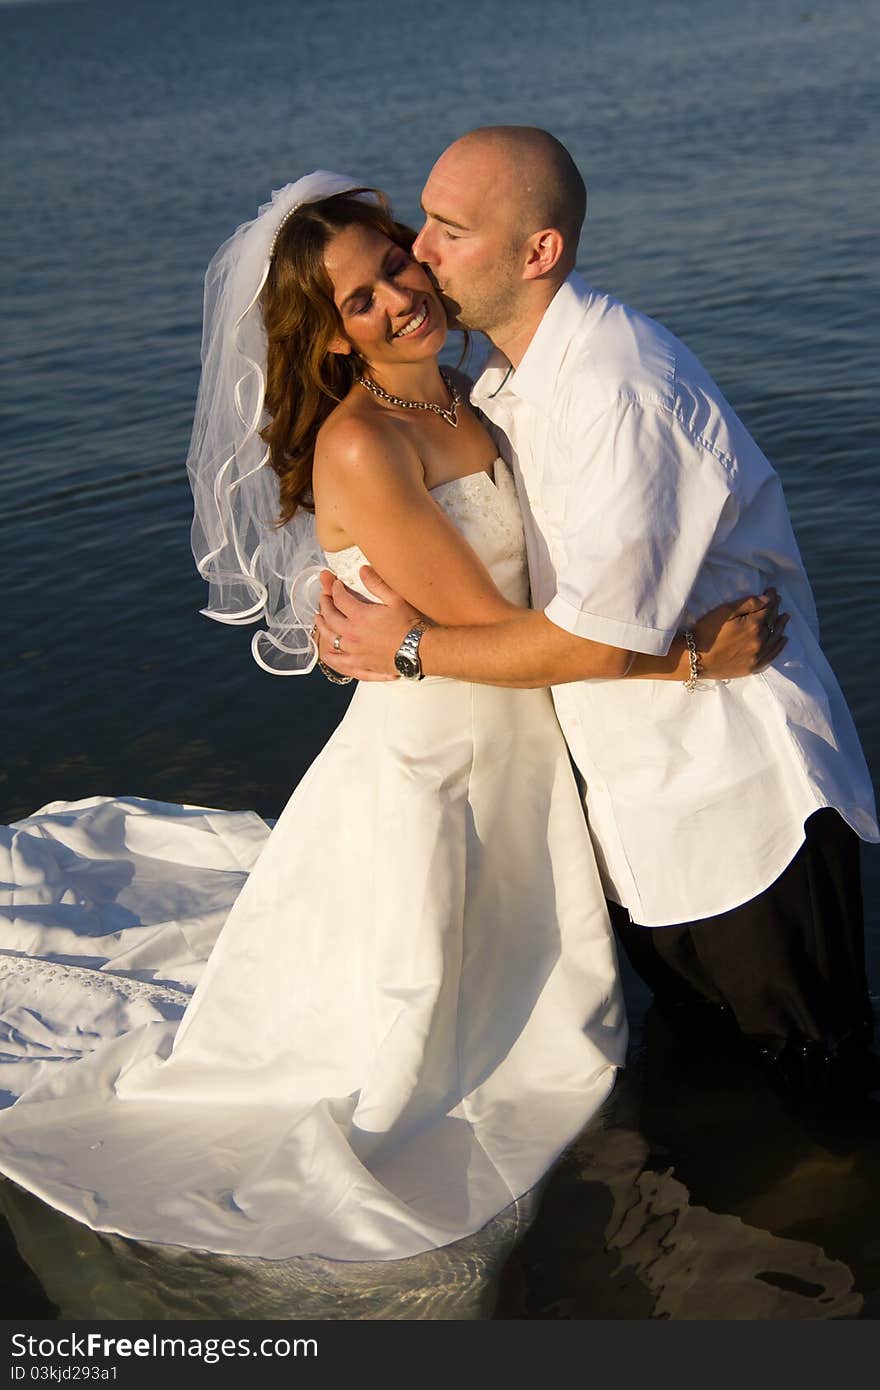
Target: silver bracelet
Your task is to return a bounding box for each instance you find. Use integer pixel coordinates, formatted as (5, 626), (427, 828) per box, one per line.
(683, 629), (701, 694)
(311, 625), (354, 685)
(317, 658), (354, 686)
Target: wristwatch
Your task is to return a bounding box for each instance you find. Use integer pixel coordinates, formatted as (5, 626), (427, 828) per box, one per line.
(394, 619), (431, 680)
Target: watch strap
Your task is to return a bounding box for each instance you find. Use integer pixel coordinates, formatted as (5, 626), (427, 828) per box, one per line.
(395, 619), (431, 678)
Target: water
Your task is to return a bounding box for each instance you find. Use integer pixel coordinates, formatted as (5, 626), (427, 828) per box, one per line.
(1, 0), (879, 1319)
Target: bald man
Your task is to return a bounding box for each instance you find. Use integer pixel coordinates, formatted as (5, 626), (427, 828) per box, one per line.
(318, 127), (878, 1095)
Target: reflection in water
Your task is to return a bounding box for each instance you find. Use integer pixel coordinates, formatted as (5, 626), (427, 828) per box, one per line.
(496, 1016), (874, 1320)
(4, 1023), (874, 1321)
(570, 1132), (860, 1319)
(0, 1179), (542, 1320)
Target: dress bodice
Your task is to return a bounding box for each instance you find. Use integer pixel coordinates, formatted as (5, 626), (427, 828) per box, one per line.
(323, 457), (529, 607)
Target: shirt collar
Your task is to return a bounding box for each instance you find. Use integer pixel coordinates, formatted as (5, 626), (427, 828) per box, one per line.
(472, 272), (593, 411)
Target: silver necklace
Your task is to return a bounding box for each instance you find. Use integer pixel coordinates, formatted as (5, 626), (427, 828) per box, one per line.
(355, 368), (461, 428)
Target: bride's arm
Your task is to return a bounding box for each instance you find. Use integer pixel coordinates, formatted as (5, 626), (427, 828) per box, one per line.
(313, 415), (528, 628)
(313, 421), (785, 687)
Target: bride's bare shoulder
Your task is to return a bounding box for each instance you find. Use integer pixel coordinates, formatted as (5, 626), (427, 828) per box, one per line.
(315, 395), (421, 491)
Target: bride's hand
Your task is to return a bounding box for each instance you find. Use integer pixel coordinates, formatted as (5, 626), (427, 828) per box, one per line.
(315, 568), (421, 681)
(694, 588), (789, 679)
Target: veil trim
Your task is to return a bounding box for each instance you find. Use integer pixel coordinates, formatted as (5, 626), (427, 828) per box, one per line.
(186, 172), (376, 674)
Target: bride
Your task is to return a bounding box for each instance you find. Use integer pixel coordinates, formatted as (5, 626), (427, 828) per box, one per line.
(0, 173), (782, 1264)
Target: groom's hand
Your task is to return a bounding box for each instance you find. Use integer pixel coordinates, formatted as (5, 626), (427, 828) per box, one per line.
(314, 567), (422, 681)
(694, 588), (789, 678)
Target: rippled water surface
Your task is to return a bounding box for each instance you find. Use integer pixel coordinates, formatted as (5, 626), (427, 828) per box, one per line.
(2, 0), (878, 1320)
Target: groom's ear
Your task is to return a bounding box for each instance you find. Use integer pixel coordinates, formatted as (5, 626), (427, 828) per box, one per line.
(522, 229), (565, 281)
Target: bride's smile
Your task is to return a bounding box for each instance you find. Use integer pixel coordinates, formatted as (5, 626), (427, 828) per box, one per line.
(392, 297), (431, 339)
(324, 222), (447, 381)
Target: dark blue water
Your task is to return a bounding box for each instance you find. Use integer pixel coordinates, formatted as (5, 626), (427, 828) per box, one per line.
(1, 0), (879, 1319)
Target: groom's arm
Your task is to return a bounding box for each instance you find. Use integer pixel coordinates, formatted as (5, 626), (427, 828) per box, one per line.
(319, 575), (635, 685)
(420, 605), (639, 684)
(316, 568), (784, 687)
(315, 400), (787, 684)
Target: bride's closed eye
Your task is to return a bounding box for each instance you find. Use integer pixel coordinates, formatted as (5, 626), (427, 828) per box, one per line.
(352, 254), (412, 314)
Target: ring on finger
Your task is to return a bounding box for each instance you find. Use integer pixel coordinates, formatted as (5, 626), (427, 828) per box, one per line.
(332, 634), (342, 654)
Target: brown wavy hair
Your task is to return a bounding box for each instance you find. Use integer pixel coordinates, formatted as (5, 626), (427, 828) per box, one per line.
(259, 191), (417, 524)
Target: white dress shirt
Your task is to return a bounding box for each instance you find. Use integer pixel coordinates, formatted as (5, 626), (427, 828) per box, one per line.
(472, 273), (878, 926)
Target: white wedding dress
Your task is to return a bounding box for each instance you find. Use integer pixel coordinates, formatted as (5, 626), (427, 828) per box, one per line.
(0, 458), (626, 1263)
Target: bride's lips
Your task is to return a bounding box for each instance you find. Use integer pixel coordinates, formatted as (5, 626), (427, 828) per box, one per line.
(392, 296), (434, 342)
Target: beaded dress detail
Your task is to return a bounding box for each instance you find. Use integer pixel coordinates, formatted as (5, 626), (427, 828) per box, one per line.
(324, 458), (527, 606)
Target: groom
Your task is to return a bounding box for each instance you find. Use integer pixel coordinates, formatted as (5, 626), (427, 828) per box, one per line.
(318, 126), (878, 1088)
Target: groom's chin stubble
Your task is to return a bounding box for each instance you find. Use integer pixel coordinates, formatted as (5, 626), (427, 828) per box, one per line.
(440, 293), (466, 331)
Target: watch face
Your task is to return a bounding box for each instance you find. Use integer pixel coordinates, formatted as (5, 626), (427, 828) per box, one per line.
(394, 651), (419, 679)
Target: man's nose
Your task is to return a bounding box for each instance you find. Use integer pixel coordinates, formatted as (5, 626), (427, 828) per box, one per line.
(412, 222), (434, 263)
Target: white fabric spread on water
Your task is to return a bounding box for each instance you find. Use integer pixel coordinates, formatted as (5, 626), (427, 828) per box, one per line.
(0, 461), (626, 1261)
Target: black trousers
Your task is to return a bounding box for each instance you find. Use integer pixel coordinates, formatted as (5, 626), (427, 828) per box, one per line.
(608, 809), (873, 1050)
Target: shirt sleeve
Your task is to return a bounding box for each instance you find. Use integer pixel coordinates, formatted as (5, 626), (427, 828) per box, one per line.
(543, 399), (735, 655)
